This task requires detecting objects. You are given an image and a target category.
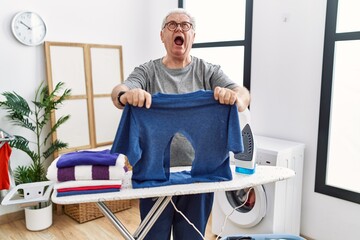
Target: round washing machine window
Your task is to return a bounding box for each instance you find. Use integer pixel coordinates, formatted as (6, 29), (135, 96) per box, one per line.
(226, 188), (256, 213)
(218, 185), (267, 228)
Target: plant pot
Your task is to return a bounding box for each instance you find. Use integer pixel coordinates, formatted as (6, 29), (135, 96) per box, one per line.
(25, 202), (53, 231)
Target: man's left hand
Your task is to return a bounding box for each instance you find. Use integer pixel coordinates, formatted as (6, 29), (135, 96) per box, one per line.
(214, 86), (250, 112)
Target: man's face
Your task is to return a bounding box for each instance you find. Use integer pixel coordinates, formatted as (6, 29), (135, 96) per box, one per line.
(160, 13), (195, 59)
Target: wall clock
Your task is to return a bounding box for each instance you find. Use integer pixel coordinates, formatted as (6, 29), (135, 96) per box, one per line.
(11, 11), (47, 46)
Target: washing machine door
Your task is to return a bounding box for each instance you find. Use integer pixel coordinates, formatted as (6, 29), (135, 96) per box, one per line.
(217, 185), (267, 228)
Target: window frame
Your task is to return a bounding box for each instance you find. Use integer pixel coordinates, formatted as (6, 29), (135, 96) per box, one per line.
(178, 0), (253, 91)
(315, 0), (360, 204)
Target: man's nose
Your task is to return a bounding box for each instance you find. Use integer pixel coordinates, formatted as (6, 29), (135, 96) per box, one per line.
(174, 24), (183, 32)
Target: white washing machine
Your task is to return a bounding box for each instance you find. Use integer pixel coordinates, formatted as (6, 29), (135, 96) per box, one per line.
(212, 135), (305, 237)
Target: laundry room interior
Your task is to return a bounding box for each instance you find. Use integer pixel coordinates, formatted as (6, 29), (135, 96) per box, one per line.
(1, 0), (359, 240)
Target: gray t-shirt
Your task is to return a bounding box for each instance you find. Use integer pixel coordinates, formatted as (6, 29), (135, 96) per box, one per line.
(123, 56), (238, 166)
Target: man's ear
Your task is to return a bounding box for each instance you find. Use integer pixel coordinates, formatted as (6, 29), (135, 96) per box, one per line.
(193, 32), (196, 42)
(160, 30), (164, 43)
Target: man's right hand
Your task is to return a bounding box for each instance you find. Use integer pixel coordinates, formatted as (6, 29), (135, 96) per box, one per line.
(120, 88), (152, 109)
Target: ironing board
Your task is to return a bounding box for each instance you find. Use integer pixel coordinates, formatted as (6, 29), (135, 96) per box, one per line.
(51, 165), (295, 240)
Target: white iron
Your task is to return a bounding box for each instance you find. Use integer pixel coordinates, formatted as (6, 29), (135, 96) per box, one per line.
(234, 109), (256, 175)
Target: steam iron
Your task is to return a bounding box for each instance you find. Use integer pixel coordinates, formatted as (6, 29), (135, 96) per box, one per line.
(234, 123), (256, 175)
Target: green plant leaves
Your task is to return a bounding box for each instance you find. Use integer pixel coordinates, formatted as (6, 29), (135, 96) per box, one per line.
(0, 81), (71, 185)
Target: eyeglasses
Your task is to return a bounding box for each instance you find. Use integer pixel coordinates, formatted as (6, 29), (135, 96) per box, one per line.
(163, 21), (193, 32)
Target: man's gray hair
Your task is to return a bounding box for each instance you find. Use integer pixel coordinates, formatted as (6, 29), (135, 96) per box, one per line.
(161, 8), (196, 31)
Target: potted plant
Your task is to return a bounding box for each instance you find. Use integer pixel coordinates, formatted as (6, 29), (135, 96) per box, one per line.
(0, 81), (71, 231)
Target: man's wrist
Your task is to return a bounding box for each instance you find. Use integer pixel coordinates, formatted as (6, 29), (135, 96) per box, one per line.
(117, 91), (127, 107)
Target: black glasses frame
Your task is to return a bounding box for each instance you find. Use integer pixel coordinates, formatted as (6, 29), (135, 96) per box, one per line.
(163, 21), (193, 32)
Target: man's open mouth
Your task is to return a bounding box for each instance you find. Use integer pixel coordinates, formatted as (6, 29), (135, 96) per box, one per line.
(174, 36), (184, 46)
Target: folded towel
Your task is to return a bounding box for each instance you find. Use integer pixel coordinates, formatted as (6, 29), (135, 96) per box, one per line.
(57, 165), (122, 181)
(47, 153), (128, 182)
(55, 180), (122, 197)
(56, 149), (118, 168)
(57, 188), (120, 197)
(54, 180), (123, 189)
(57, 184), (122, 192)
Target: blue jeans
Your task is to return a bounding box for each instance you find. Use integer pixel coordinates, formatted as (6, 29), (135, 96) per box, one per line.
(140, 193), (214, 240)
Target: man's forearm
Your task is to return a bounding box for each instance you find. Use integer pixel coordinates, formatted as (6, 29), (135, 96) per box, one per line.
(233, 86), (251, 112)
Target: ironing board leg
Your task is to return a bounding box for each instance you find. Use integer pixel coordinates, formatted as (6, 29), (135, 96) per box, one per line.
(96, 201), (135, 240)
(96, 196), (172, 240)
(134, 196), (172, 239)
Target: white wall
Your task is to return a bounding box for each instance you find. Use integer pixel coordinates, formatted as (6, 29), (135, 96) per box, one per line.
(0, 0), (176, 215)
(251, 0), (360, 239)
(1, 0), (360, 239)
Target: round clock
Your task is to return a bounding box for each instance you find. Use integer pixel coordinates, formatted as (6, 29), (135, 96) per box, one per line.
(11, 11), (47, 46)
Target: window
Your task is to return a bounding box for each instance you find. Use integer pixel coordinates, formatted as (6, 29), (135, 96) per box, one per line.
(178, 0), (253, 90)
(316, 0), (360, 204)
(45, 42), (124, 156)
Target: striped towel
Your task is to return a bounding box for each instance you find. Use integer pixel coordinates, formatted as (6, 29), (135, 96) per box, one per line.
(47, 153), (128, 182)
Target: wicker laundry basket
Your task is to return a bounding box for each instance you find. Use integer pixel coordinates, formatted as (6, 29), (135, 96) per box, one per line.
(64, 199), (132, 223)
